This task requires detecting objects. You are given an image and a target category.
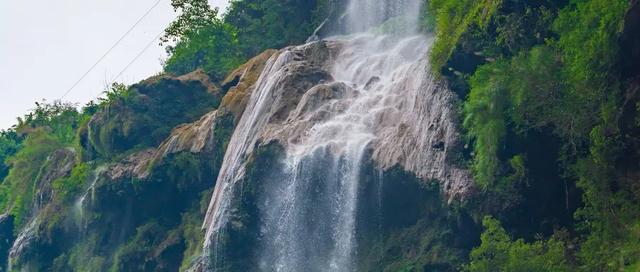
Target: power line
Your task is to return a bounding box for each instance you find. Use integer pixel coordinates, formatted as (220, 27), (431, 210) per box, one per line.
(108, 28), (165, 84)
(94, 26), (166, 100)
(59, 0), (162, 100)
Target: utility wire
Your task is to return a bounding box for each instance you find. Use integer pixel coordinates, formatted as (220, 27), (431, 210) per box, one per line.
(108, 28), (165, 84)
(59, 0), (162, 100)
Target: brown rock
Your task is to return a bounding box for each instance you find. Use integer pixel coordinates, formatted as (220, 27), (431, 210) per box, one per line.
(221, 49), (278, 122)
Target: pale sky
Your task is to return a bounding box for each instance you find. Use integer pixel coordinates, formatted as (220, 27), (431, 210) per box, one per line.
(0, 0), (230, 130)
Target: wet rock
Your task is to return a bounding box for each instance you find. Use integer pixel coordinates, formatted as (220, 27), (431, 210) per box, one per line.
(201, 37), (474, 267)
(106, 148), (156, 180)
(252, 37), (473, 200)
(8, 219), (38, 269)
(221, 49), (278, 122)
(34, 148), (76, 209)
(152, 111), (219, 164)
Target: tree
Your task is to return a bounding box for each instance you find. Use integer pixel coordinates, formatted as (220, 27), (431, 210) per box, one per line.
(161, 0), (220, 45)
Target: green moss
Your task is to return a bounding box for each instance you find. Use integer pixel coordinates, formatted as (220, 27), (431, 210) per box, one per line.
(178, 191), (211, 271)
(66, 233), (107, 272)
(52, 163), (90, 203)
(111, 221), (188, 272)
(86, 80), (218, 160)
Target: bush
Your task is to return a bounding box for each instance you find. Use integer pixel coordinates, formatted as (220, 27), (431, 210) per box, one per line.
(164, 21), (244, 79)
(428, 0), (502, 70)
(0, 131), (63, 226)
(466, 216), (568, 272)
(0, 130), (22, 182)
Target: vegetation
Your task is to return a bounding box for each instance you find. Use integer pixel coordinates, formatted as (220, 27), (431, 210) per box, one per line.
(52, 163), (90, 203)
(429, 0), (640, 270)
(162, 0), (330, 79)
(1, 0), (638, 270)
(0, 129), (21, 181)
(162, 1), (244, 79)
(466, 216), (567, 272)
(427, 0), (503, 70)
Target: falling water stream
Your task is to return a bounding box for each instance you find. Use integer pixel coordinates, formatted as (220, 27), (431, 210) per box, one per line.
(201, 0), (439, 271)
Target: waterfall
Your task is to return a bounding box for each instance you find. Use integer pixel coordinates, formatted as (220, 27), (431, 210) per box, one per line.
(256, 34), (430, 272)
(202, 49), (294, 248)
(73, 165), (108, 229)
(199, 0), (467, 271)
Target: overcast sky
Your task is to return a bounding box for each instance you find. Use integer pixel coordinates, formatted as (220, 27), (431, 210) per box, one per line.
(0, 0), (230, 130)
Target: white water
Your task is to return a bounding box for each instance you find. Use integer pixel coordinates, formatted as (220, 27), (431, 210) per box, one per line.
(255, 32), (431, 272)
(200, 0), (460, 271)
(202, 49), (295, 251)
(74, 165), (108, 228)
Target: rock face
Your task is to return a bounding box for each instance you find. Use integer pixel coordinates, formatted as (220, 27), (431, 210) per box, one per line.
(105, 148), (156, 180)
(34, 148), (77, 209)
(82, 69), (221, 159)
(153, 111), (220, 163)
(250, 37), (471, 200)
(2, 48), (291, 271)
(200, 33), (474, 271)
(220, 49), (278, 122)
(202, 40), (343, 236)
(6, 148), (76, 269)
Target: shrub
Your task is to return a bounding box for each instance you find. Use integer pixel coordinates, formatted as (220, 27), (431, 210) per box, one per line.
(466, 216), (568, 272)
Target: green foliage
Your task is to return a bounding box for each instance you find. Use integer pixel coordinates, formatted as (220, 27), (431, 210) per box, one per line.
(16, 100), (83, 145)
(466, 216), (568, 272)
(65, 233), (107, 272)
(164, 21), (244, 79)
(163, 0), (327, 78)
(179, 193), (211, 271)
(85, 79), (218, 159)
(52, 163), (90, 203)
(463, 59), (509, 188)
(0, 131), (63, 225)
(154, 152), (204, 192)
(449, 0), (638, 270)
(111, 222), (165, 271)
(553, 0), (627, 91)
(161, 0), (221, 44)
(224, 0), (322, 57)
(428, 0), (503, 70)
(0, 129), (22, 181)
(161, 0), (244, 78)
(97, 83), (133, 108)
(549, 0), (628, 147)
(570, 99), (640, 271)
(464, 46), (563, 189)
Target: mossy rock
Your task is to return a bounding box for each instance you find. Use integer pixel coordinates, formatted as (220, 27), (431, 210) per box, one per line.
(82, 71), (221, 160)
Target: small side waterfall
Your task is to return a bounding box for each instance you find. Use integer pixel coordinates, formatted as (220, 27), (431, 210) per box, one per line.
(199, 0), (469, 271)
(73, 165), (108, 229)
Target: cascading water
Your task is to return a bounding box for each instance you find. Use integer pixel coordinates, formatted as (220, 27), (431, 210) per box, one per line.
(255, 33), (432, 272)
(199, 0), (469, 271)
(74, 165), (107, 228)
